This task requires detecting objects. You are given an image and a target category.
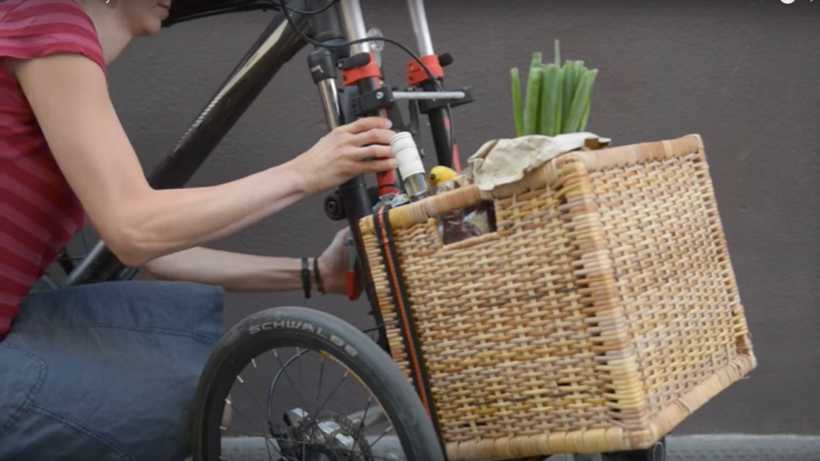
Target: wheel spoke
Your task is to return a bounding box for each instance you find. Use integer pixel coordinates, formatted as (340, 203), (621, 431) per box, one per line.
(235, 374), (271, 426)
(356, 395), (374, 433)
(274, 348), (310, 416)
(346, 394), (375, 460)
(312, 369), (349, 421)
(316, 355), (325, 411)
(368, 425), (394, 452)
(298, 346), (305, 396)
(223, 401), (277, 461)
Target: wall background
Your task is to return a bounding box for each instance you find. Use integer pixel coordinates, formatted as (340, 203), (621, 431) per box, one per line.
(81, 0), (819, 435)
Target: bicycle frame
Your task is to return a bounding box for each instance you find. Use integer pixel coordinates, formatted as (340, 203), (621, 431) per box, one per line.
(63, 0), (464, 351)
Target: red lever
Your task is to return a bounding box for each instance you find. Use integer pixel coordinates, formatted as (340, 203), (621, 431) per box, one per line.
(346, 270), (362, 301)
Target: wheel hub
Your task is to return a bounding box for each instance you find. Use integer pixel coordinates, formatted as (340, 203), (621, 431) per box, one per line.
(280, 409), (374, 461)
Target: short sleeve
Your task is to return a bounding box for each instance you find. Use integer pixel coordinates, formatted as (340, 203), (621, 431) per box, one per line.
(0, 0), (107, 77)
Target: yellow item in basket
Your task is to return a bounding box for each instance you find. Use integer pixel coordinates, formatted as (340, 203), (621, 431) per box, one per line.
(429, 166), (459, 187)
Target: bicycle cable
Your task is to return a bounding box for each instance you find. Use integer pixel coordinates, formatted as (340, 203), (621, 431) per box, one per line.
(277, 0), (458, 167)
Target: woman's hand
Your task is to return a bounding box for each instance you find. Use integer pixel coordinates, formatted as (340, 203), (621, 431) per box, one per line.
(317, 228), (354, 296)
(289, 117), (397, 195)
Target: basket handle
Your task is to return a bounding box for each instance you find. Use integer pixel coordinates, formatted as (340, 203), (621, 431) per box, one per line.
(385, 184), (488, 230)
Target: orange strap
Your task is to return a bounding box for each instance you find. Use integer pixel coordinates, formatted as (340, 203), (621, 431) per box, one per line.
(406, 54), (444, 86)
(374, 206), (444, 444)
(342, 52), (382, 86)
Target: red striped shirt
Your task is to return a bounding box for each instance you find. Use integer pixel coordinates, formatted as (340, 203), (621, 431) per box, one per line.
(0, 0), (107, 338)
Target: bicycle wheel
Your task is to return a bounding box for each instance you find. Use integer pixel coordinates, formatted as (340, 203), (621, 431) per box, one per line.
(190, 306), (445, 461)
(601, 438), (666, 461)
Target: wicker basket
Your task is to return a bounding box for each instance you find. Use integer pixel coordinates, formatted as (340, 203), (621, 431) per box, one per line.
(359, 134), (756, 460)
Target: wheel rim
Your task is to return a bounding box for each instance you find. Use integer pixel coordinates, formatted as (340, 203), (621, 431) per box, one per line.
(200, 344), (408, 461)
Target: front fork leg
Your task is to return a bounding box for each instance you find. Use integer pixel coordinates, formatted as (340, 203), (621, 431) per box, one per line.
(309, 47), (390, 353)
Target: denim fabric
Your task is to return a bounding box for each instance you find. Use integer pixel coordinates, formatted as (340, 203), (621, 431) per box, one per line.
(0, 281), (225, 461)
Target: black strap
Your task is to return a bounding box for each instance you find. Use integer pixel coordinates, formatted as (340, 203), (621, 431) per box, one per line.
(301, 257), (311, 299)
(372, 206), (444, 445)
(313, 257), (325, 295)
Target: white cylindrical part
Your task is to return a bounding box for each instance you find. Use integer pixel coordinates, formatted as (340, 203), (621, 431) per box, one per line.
(390, 132), (425, 180)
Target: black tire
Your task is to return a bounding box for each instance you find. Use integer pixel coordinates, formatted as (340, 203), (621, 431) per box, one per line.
(190, 306), (445, 461)
(603, 437), (666, 461)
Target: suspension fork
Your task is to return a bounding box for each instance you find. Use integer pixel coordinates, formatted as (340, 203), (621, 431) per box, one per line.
(406, 0), (470, 172)
(309, 0), (391, 352)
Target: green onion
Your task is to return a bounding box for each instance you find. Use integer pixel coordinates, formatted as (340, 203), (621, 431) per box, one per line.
(511, 67), (524, 136)
(539, 64), (561, 136)
(579, 69), (598, 131)
(510, 43), (598, 136)
(566, 69), (598, 133)
(561, 60), (576, 132)
(573, 61), (585, 90)
(523, 52), (543, 135)
(553, 64), (564, 135)
(551, 40), (563, 135)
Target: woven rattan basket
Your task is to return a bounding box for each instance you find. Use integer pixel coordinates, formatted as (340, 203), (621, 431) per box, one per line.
(359, 134), (756, 460)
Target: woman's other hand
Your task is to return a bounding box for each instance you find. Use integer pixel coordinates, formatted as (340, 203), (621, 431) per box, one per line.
(317, 228), (354, 296)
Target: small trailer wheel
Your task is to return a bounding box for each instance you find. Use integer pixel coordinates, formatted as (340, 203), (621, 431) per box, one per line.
(603, 437), (666, 461)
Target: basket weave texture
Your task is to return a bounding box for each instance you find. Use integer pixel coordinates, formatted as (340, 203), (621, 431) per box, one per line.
(359, 134), (756, 460)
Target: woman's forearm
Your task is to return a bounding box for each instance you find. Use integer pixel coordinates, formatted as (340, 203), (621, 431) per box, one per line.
(141, 246), (311, 293)
(119, 162), (309, 266)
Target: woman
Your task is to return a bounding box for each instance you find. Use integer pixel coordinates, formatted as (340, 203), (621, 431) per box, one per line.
(0, 0), (396, 460)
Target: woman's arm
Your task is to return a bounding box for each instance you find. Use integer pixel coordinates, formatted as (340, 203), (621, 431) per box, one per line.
(9, 54), (395, 267)
(141, 247), (308, 293)
(141, 227), (351, 294)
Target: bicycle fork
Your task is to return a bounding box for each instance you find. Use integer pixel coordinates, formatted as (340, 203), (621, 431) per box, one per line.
(305, 2), (392, 353)
(306, 0), (470, 353)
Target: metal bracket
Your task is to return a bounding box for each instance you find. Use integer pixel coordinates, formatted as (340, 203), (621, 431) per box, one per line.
(351, 86), (395, 116)
(393, 90), (466, 100)
(417, 86), (474, 113)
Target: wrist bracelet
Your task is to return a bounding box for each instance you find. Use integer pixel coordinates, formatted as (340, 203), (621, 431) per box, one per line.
(314, 257), (326, 295)
(301, 257), (311, 299)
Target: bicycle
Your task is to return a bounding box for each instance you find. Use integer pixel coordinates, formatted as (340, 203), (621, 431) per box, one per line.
(49, 1), (666, 460)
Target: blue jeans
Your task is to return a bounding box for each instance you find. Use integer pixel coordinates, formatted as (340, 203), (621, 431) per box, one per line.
(0, 280), (225, 461)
